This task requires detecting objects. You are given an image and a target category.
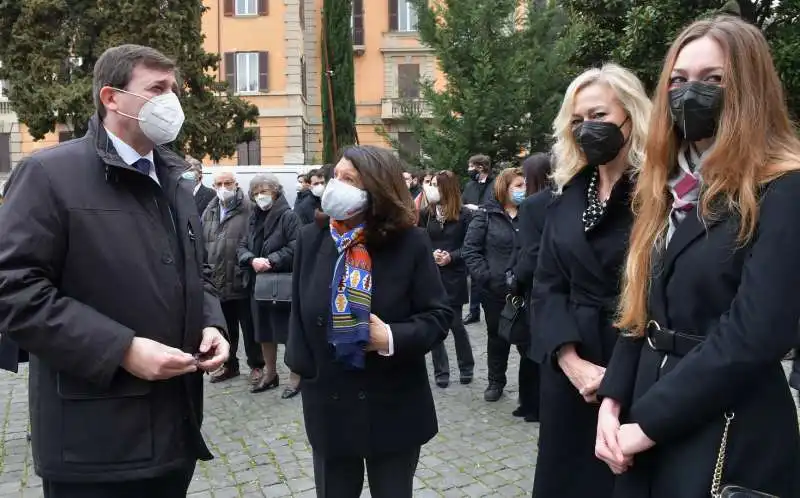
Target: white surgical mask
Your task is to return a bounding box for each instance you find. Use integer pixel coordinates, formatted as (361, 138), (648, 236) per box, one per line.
(114, 89), (185, 145)
(296, 182), (304, 192)
(321, 178), (368, 221)
(423, 185), (440, 204)
(311, 184), (325, 198)
(182, 171), (197, 182)
(255, 194), (273, 210)
(217, 187), (235, 202)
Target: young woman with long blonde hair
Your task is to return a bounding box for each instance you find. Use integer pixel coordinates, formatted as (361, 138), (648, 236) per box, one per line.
(596, 16), (800, 498)
(530, 63), (651, 498)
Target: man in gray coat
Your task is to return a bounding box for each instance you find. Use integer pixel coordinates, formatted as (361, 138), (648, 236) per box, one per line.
(202, 170), (265, 385)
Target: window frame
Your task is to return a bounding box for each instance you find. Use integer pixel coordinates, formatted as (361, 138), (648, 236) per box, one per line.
(397, 0), (418, 32)
(235, 52), (260, 95)
(235, 0), (257, 16)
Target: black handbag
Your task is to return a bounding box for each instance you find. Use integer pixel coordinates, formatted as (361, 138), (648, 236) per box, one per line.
(498, 293), (529, 345)
(712, 413), (780, 498)
(254, 273), (292, 303)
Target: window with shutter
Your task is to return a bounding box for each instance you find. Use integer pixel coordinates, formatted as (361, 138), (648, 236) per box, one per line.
(235, 52), (259, 94)
(398, 64), (420, 99)
(257, 0), (268, 16)
(388, 0), (398, 31)
(397, 132), (420, 159)
(0, 133), (10, 174)
(224, 52), (236, 90)
(223, 0), (234, 16)
(353, 0), (364, 46)
(300, 56), (308, 100)
(237, 127), (261, 165)
(258, 52), (269, 92)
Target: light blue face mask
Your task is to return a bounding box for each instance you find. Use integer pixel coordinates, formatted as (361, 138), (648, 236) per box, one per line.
(511, 189), (526, 206)
(182, 171), (197, 182)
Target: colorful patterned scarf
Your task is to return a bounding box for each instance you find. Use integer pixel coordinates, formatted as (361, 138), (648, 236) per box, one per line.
(666, 143), (707, 244)
(328, 220), (373, 369)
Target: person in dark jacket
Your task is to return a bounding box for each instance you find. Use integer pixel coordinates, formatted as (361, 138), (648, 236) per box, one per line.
(529, 63), (651, 498)
(506, 152), (554, 423)
(295, 168), (325, 225)
(0, 45), (229, 498)
(418, 170), (475, 388)
(286, 146), (451, 498)
(202, 170), (265, 385)
(463, 167), (527, 403)
(462, 154), (495, 325)
(597, 17), (800, 498)
(184, 157), (216, 216)
(237, 174), (301, 397)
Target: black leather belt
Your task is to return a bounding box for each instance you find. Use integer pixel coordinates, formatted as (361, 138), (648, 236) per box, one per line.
(646, 320), (704, 357)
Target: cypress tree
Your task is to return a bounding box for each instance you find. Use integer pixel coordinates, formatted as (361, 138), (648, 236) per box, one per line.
(321, 0), (357, 163)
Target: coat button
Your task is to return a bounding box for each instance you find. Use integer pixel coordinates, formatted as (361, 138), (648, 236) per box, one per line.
(162, 254), (174, 264)
(357, 391), (366, 400)
(316, 316), (326, 327)
(331, 392), (339, 400)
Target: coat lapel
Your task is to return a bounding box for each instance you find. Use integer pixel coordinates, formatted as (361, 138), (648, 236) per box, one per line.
(662, 205), (711, 276)
(561, 176), (607, 281)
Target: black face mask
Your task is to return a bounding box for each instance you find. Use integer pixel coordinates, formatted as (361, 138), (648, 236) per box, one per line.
(468, 169), (480, 182)
(669, 82), (723, 142)
(573, 116), (629, 166)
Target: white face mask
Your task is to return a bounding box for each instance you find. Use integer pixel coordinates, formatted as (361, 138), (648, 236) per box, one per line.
(217, 187), (235, 202)
(114, 89), (185, 145)
(181, 171), (197, 182)
(255, 194), (273, 210)
(321, 178), (368, 221)
(311, 184), (325, 198)
(423, 185), (441, 204)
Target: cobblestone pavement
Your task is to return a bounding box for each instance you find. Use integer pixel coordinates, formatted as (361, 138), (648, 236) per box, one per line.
(0, 320), (541, 497)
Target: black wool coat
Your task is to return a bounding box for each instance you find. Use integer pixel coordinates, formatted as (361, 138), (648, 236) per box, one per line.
(285, 224), (452, 458)
(599, 172), (800, 498)
(0, 115), (226, 482)
(418, 206), (473, 306)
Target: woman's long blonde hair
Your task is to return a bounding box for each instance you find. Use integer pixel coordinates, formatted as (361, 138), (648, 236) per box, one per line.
(551, 63), (652, 193)
(616, 16), (800, 336)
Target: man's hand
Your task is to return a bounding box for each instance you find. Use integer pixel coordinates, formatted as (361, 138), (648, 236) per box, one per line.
(196, 327), (230, 372)
(121, 337), (198, 381)
(365, 313), (390, 353)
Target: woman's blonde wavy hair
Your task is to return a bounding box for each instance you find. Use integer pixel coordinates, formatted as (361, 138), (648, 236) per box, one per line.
(551, 63), (652, 193)
(616, 16), (800, 336)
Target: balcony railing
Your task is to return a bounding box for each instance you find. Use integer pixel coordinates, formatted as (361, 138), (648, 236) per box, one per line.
(0, 99), (14, 115)
(381, 98), (432, 120)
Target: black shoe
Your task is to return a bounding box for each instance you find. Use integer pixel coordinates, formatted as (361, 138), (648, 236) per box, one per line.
(209, 365), (240, 383)
(281, 386), (301, 399)
(524, 413), (539, 423)
(436, 378), (450, 388)
(463, 313), (480, 325)
(251, 373), (279, 393)
(460, 374), (473, 385)
(512, 406), (527, 417)
(484, 384), (503, 402)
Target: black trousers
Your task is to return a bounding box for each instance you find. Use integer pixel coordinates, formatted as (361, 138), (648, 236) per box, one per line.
(220, 298), (264, 370)
(312, 447), (420, 498)
(431, 304), (475, 381)
(468, 278), (482, 317)
(483, 298), (541, 412)
(43, 465), (195, 498)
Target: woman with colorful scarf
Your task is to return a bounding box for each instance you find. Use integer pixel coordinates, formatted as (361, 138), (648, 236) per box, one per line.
(285, 146), (452, 498)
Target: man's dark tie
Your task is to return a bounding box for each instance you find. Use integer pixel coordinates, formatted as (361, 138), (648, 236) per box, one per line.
(133, 158), (151, 175)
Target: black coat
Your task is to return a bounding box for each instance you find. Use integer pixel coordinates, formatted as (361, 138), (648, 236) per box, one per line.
(194, 184), (216, 216)
(237, 194), (299, 278)
(461, 175), (495, 207)
(0, 116), (226, 482)
(201, 189), (252, 301)
(512, 188), (553, 361)
(294, 189), (320, 225)
(462, 199), (520, 302)
(418, 206), (472, 306)
(285, 224), (452, 458)
(599, 173), (800, 498)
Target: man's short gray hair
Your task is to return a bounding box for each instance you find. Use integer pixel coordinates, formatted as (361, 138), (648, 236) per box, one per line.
(249, 173), (283, 200)
(93, 44), (177, 119)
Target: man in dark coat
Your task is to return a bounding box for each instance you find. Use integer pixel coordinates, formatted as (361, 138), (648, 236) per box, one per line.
(461, 154), (496, 324)
(0, 44), (229, 498)
(202, 170), (265, 384)
(294, 168), (325, 225)
(185, 157), (216, 215)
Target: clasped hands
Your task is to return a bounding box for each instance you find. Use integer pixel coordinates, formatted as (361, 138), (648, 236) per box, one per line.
(595, 398), (655, 474)
(433, 249), (451, 267)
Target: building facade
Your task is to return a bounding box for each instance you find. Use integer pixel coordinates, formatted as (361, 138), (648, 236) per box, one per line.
(6, 0), (440, 168)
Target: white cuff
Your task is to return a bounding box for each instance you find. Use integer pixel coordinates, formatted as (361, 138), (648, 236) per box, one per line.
(378, 323), (394, 357)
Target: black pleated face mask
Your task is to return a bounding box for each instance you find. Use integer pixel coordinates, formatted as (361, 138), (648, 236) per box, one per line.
(669, 82), (723, 142)
(573, 116), (629, 167)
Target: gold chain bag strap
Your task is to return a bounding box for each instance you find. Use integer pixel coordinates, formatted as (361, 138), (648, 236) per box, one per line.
(711, 412), (780, 498)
